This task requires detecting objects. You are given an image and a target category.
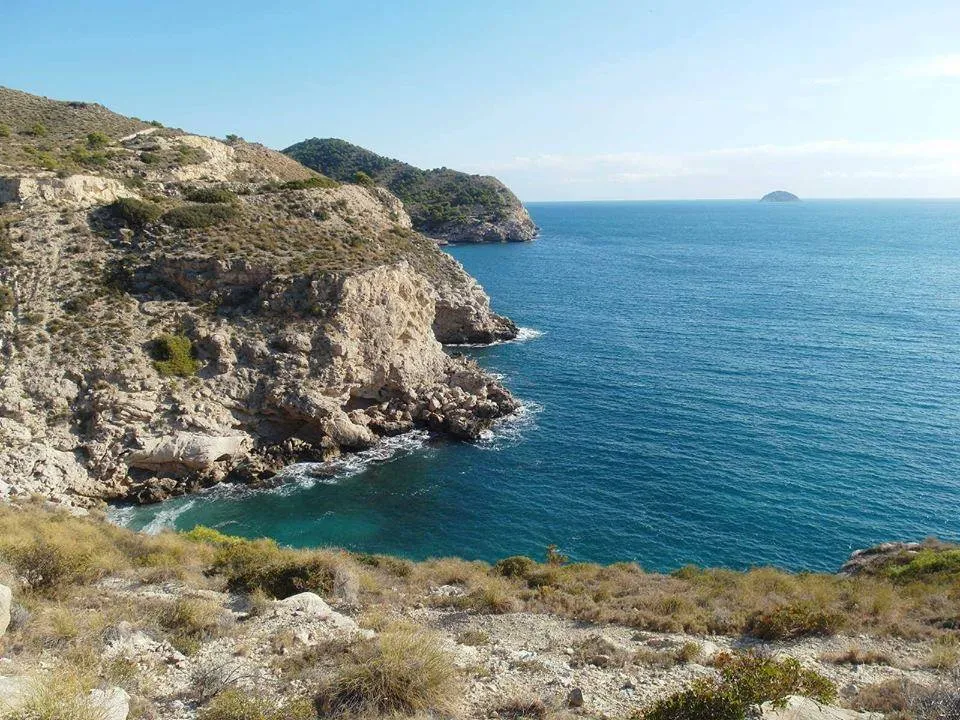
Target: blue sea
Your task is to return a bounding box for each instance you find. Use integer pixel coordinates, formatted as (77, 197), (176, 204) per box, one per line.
(117, 200), (960, 572)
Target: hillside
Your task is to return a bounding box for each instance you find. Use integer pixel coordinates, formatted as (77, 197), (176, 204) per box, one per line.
(282, 138), (538, 243)
(0, 86), (518, 508)
(0, 504), (958, 720)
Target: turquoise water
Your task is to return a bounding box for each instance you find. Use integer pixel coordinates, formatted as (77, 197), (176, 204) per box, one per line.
(117, 200), (960, 572)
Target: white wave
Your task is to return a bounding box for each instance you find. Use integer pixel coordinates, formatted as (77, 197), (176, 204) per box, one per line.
(446, 326), (544, 348)
(106, 505), (136, 528)
(141, 499), (196, 535)
(477, 399), (544, 450)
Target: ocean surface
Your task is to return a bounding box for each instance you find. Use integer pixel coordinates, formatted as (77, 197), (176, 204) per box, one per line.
(116, 200), (960, 572)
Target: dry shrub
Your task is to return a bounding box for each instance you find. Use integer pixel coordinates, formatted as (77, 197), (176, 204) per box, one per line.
(494, 698), (550, 720)
(1, 671), (102, 720)
(317, 627), (459, 715)
(570, 634), (633, 668)
(461, 576), (519, 614)
(820, 645), (893, 665)
(456, 629), (490, 646)
(744, 601), (843, 640)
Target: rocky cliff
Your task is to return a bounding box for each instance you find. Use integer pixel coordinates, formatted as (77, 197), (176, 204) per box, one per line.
(283, 138), (539, 244)
(0, 87), (519, 506)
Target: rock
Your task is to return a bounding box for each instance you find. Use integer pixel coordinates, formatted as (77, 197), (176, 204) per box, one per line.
(0, 584), (10, 638)
(567, 687), (585, 708)
(89, 686), (130, 720)
(332, 566), (360, 609)
(279, 592), (335, 619)
(323, 414), (377, 450)
(760, 696), (882, 719)
(126, 433), (249, 473)
(838, 542), (923, 576)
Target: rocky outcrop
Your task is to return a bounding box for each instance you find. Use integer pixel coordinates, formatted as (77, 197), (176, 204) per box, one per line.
(283, 137), (538, 244)
(0, 87), (521, 507)
(761, 696), (881, 719)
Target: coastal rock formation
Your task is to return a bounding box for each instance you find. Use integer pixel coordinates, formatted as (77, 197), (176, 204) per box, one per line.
(0, 86), (519, 506)
(283, 138), (539, 244)
(761, 190), (800, 202)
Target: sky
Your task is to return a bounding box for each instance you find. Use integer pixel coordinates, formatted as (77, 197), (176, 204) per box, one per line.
(3, 0), (960, 200)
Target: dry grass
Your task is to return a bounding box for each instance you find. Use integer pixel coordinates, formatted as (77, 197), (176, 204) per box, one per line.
(317, 627), (460, 716)
(820, 645), (893, 666)
(197, 689), (316, 720)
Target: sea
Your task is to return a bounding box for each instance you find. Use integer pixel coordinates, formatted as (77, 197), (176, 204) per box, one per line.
(113, 200), (960, 573)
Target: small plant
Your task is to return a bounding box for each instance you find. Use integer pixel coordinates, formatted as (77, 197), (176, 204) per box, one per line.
(110, 197), (162, 228)
(0, 123), (10, 137)
(25, 122), (48, 137)
(161, 203), (237, 229)
(456, 629), (490, 646)
(0, 285), (14, 312)
(546, 544), (569, 566)
(317, 627), (459, 715)
(159, 597), (226, 641)
(461, 576), (518, 614)
(148, 119), (164, 127)
(151, 333), (201, 377)
(198, 689), (316, 720)
(744, 601), (842, 640)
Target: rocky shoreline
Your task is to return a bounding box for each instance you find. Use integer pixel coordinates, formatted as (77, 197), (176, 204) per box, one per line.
(0, 87), (524, 510)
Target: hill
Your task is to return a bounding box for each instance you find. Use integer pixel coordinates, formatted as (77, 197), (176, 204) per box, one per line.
(282, 138), (538, 243)
(761, 190), (800, 202)
(0, 86), (518, 507)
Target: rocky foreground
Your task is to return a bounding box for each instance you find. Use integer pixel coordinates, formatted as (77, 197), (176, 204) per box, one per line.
(0, 506), (959, 720)
(0, 86), (521, 507)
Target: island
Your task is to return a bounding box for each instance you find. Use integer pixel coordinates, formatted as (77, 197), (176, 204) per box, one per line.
(760, 190), (800, 202)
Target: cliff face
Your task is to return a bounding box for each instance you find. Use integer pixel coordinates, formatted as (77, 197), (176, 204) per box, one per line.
(283, 138), (539, 244)
(0, 87), (518, 506)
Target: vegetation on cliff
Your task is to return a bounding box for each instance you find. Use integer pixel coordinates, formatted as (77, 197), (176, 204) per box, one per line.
(283, 138), (538, 243)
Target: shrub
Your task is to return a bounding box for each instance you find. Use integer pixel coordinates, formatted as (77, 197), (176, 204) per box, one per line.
(3, 674), (104, 720)
(495, 555), (536, 578)
(25, 122), (48, 137)
(0, 123), (10, 137)
(110, 197), (162, 228)
(183, 186), (237, 204)
(161, 203), (237, 229)
(354, 171), (375, 187)
(0, 285), (14, 312)
(203, 536), (338, 598)
(86, 132), (110, 149)
(462, 576), (518, 614)
(198, 689), (316, 720)
(259, 176), (339, 193)
(151, 333), (201, 377)
(159, 598), (226, 641)
(546, 544), (569, 566)
(884, 548), (960, 583)
(637, 653), (835, 720)
(317, 627), (459, 715)
(744, 601), (842, 640)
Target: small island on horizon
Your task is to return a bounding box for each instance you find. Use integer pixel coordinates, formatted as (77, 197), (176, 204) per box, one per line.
(760, 190), (800, 202)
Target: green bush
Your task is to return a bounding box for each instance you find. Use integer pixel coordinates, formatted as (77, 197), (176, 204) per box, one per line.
(744, 601), (842, 640)
(0, 123), (10, 138)
(86, 131), (110, 149)
(883, 549), (960, 583)
(0, 286), (14, 312)
(110, 197), (162, 228)
(198, 689), (316, 720)
(638, 653), (835, 720)
(199, 534), (338, 598)
(151, 333), (201, 377)
(161, 203), (237, 229)
(495, 555), (536, 578)
(183, 186), (237, 204)
(25, 122), (48, 137)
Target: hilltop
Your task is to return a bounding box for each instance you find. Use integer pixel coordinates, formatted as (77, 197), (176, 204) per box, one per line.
(0, 86), (518, 507)
(282, 138), (538, 244)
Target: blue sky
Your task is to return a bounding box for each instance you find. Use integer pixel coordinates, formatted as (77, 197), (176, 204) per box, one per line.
(3, 0), (960, 199)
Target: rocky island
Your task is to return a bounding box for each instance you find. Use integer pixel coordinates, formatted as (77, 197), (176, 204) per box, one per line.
(760, 190), (800, 202)
(283, 138), (538, 244)
(0, 86), (519, 508)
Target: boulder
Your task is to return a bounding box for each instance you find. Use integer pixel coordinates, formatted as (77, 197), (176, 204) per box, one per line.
(0, 584), (10, 637)
(761, 696), (882, 719)
(126, 433), (249, 473)
(279, 592), (335, 619)
(89, 686), (130, 720)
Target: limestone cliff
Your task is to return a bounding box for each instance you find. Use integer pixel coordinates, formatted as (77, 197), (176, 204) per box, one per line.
(283, 138), (539, 244)
(0, 87), (519, 506)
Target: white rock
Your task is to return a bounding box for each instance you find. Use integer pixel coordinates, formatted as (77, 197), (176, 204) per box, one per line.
(761, 696), (883, 720)
(279, 592), (334, 619)
(0, 584), (10, 637)
(89, 686), (130, 720)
